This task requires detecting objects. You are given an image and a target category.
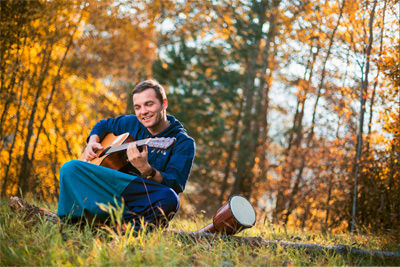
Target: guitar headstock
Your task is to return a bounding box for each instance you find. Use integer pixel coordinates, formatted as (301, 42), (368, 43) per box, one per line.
(147, 137), (176, 150)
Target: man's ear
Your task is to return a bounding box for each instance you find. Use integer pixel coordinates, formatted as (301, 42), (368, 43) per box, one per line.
(163, 98), (168, 110)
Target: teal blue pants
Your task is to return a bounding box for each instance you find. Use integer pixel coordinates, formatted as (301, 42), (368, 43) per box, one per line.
(57, 160), (179, 230)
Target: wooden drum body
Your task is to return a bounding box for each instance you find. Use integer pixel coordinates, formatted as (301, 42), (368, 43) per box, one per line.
(197, 195), (256, 235)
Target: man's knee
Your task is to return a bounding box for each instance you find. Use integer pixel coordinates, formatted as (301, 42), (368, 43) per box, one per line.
(59, 160), (84, 183)
(60, 160), (78, 173)
(158, 187), (179, 216)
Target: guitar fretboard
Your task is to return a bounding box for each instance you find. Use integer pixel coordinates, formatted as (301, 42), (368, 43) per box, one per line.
(106, 138), (151, 155)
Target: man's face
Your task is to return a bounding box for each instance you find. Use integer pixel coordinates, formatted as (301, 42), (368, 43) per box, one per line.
(133, 88), (167, 131)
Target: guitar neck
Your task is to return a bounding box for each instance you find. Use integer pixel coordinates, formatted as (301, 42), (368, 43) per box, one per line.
(106, 138), (150, 154)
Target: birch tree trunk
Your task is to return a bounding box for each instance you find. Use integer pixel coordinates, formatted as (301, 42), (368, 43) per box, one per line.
(351, 0), (378, 232)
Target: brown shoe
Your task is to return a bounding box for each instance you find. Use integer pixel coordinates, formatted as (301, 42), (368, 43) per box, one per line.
(8, 196), (61, 224)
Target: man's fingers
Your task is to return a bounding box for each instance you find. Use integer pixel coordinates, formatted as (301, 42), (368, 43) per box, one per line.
(92, 143), (103, 150)
(87, 142), (103, 152)
(84, 142), (103, 161)
(127, 142), (148, 161)
(126, 142), (150, 174)
(85, 150), (97, 161)
(127, 142), (138, 162)
(128, 142), (139, 153)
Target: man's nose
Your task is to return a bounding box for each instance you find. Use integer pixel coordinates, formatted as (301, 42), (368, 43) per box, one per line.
(139, 106), (148, 114)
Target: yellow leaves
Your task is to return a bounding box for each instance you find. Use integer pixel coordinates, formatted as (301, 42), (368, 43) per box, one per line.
(0, 0), (134, 197)
(311, 209), (319, 216)
(223, 15), (234, 27)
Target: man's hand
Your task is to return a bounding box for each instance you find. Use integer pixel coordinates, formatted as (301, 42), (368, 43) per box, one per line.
(84, 135), (103, 161)
(126, 142), (152, 175)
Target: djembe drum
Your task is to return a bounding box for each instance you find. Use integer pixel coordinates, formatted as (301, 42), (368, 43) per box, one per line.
(197, 195), (256, 235)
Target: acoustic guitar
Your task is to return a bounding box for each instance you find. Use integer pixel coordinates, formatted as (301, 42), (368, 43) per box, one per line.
(78, 132), (176, 171)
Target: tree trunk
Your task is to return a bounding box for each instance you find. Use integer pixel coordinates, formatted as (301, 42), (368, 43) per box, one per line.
(233, 0), (280, 198)
(351, 0), (377, 232)
(1, 72), (27, 196)
(30, 20), (79, 165)
(0, 35), (27, 150)
(256, 1), (280, 189)
(165, 229), (400, 261)
(366, 0), (386, 152)
(232, 4), (264, 197)
(219, 99), (244, 206)
(280, 0), (345, 225)
(18, 41), (54, 194)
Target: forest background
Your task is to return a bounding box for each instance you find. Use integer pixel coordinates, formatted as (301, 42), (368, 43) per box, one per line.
(1, 0), (399, 234)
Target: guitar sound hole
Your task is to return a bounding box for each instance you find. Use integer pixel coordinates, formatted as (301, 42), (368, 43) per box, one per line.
(118, 152), (128, 161)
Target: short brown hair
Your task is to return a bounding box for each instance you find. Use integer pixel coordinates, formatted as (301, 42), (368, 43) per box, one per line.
(132, 79), (166, 104)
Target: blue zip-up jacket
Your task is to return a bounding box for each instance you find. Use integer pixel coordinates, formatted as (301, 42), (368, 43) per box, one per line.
(88, 114), (195, 194)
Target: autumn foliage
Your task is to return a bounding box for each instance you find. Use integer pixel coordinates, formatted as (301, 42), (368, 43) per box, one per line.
(1, 0), (399, 233)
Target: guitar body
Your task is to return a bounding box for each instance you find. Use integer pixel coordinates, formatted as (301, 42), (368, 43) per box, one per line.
(78, 132), (176, 172)
(78, 133), (135, 171)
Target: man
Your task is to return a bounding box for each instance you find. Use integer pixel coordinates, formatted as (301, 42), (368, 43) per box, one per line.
(56, 79), (195, 230)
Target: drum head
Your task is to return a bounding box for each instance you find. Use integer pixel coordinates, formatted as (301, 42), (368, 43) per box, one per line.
(229, 195), (256, 227)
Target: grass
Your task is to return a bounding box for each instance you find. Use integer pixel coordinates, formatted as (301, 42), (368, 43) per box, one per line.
(1, 198), (399, 266)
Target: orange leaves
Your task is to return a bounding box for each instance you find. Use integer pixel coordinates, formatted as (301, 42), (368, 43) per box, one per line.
(0, 0), (162, 199)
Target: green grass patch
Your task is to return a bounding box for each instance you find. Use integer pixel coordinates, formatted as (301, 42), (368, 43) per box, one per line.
(1, 198), (399, 266)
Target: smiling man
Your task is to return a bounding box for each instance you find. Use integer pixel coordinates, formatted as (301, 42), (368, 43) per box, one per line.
(57, 79), (196, 230)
